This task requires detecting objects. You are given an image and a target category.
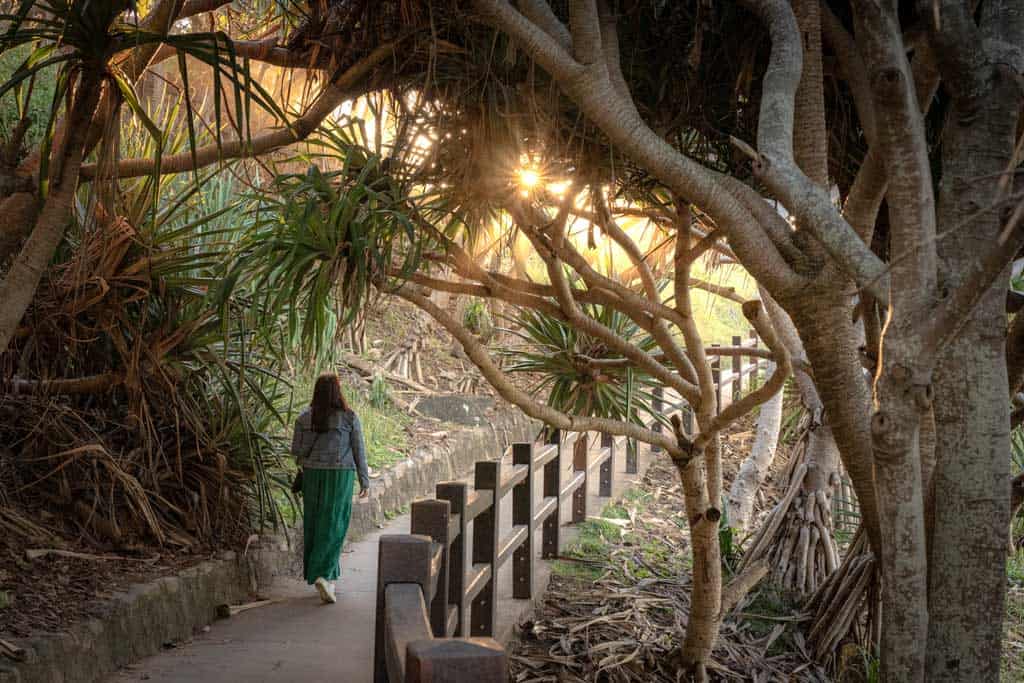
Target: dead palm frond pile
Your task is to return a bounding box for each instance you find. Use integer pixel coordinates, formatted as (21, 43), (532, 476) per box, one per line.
(511, 457), (833, 682)
(0, 172), (294, 553)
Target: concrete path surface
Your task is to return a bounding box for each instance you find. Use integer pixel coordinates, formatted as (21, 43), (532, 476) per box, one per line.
(108, 443), (653, 683)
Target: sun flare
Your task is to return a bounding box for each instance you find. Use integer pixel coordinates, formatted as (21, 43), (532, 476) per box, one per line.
(517, 167), (541, 189)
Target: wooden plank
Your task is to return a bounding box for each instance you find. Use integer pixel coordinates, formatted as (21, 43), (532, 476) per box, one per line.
(625, 433), (637, 474)
(533, 443), (559, 468)
(436, 482), (469, 636)
(463, 563), (492, 602)
(464, 489), (494, 523)
(445, 604), (459, 638)
(405, 638), (507, 683)
(599, 433), (614, 497)
(572, 433), (588, 523)
(470, 461), (500, 637)
(511, 443), (534, 600)
(651, 387), (664, 453)
(531, 496), (557, 529)
(559, 470), (586, 500)
(411, 500), (451, 637)
(374, 535), (439, 683)
(446, 514), (461, 546)
(384, 583), (432, 683)
(542, 430), (561, 559)
(732, 334), (743, 399)
(498, 463), (529, 498)
(497, 525), (529, 570)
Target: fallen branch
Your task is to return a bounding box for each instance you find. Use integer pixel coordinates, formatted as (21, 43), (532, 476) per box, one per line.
(4, 372), (124, 396)
(25, 548), (153, 562)
(215, 598), (284, 618)
(0, 638), (26, 662)
(721, 559), (770, 614)
(341, 352), (435, 394)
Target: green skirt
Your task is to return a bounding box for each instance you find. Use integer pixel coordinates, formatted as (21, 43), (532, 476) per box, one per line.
(302, 468), (355, 584)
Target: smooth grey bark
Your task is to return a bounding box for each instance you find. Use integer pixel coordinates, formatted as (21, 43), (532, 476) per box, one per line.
(924, 2), (1022, 676)
(727, 369), (783, 533)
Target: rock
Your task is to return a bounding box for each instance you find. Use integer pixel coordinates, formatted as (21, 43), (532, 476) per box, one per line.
(0, 591), (9, 609)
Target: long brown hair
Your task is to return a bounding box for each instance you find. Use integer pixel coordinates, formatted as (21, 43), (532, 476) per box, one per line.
(310, 373), (350, 433)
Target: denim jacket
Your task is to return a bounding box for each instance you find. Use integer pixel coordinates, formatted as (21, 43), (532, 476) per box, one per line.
(291, 408), (370, 490)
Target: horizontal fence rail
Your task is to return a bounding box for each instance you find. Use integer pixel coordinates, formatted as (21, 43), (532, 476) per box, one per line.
(374, 330), (770, 682)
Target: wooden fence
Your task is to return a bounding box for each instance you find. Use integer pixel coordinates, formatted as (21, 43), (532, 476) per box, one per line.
(374, 330), (769, 683)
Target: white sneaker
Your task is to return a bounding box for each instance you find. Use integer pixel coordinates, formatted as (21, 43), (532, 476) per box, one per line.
(315, 577), (337, 604)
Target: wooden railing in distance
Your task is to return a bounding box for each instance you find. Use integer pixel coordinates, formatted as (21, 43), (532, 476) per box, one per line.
(711, 330), (770, 411)
(652, 329), (768, 453)
(374, 429), (616, 682)
(374, 330), (769, 681)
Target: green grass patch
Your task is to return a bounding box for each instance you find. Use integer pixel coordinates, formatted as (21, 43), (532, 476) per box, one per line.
(601, 502), (630, 519)
(1004, 553), (1024, 680)
(348, 393), (411, 471)
(552, 519), (621, 581)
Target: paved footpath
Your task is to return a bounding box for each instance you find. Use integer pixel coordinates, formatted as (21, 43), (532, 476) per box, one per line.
(108, 445), (652, 683)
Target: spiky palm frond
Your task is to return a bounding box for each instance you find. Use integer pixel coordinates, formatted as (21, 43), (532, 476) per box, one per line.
(501, 305), (665, 426)
(220, 129), (421, 365)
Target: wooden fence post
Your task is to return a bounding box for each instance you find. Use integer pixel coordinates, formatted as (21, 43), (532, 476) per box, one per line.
(732, 334), (743, 399)
(542, 430), (561, 559)
(436, 482), (469, 636)
(599, 432), (614, 497)
(411, 500), (451, 638)
(512, 443), (534, 599)
(749, 329), (761, 387)
(572, 434), (587, 523)
(374, 535), (438, 683)
(405, 638), (507, 683)
(471, 461), (501, 636)
(711, 343), (722, 410)
(625, 437), (638, 474)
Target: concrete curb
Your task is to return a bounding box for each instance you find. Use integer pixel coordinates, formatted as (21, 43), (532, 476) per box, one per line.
(0, 551), (274, 683)
(0, 409), (535, 683)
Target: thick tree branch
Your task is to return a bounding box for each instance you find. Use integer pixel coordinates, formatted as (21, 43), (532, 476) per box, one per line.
(394, 282), (683, 454)
(81, 41), (400, 179)
(472, 0), (806, 300)
(705, 300), (792, 436)
(518, 0), (571, 50)
(922, 0), (993, 101)
(568, 0), (603, 66)
(738, 0), (890, 300)
(821, 3), (877, 147)
(923, 221), (1024, 358)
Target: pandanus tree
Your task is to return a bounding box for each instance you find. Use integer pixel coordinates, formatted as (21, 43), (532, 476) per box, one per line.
(467, 1), (1023, 680)
(3, 0), (1023, 679)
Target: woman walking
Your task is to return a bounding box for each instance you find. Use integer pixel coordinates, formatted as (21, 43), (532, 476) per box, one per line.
(291, 373), (370, 604)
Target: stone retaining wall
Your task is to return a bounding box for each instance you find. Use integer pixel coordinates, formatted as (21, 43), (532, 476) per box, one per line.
(0, 405), (535, 683)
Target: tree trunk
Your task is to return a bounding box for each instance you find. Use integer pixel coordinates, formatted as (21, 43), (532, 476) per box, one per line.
(924, 8), (1020, 673)
(726, 377), (782, 533)
(0, 70), (102, 352)
(785, 286), (879, 554)
(745, 289), (843, 596)
(676, 435), (722, 681)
